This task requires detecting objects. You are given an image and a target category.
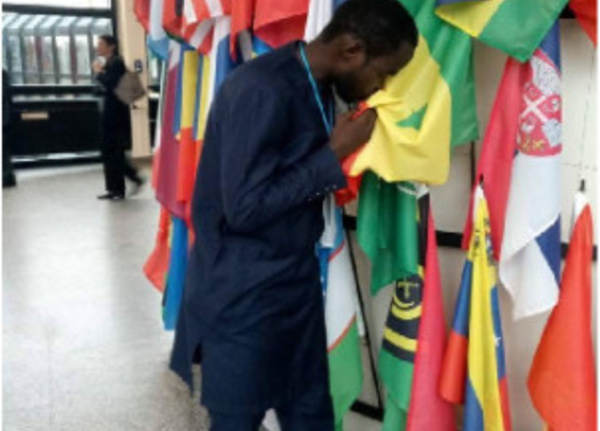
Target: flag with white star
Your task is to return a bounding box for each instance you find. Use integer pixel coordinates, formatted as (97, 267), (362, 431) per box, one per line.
(440, 186), (513, 431)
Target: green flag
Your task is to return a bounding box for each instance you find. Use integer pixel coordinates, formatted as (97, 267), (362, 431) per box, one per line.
(357, 173), (418, 295)
(377, 186), (425, 431)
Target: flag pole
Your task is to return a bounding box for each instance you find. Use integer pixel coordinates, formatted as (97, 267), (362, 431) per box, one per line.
(343, 208), (385, 414)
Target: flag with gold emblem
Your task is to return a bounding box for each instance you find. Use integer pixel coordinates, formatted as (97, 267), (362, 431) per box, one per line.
(378, 184), (454, 431)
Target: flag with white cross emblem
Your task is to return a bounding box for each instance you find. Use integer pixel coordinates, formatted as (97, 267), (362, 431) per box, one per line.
(462, 22), (562, 320)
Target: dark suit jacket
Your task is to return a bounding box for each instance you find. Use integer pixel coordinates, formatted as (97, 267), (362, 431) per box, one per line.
(95, 55), (130, 145)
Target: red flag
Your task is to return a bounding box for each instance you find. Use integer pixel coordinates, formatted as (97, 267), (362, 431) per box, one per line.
(144, 208), (172, 292)
(528, 193), (597, 431)
(406, 207), (455, 431)
(152, 145), (161, 190)
(334, 102), (369, 206)
(156, 44), (187, 219)
(254, 0), (309, 48)
(134, 0), (151, 31)
(461, 57), (527, 259)
(230, 0), (255, 58)
(163, 0), (184, 40)
(175, 50), (201, 210)
(570, 0), (597, 45)
(176, 129), (197, 205)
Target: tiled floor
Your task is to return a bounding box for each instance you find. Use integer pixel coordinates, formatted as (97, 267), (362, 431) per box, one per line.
(3, 165), (380, 431)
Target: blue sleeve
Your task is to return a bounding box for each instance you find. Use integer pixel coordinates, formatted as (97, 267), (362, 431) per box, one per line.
(219, 85), (347, 233)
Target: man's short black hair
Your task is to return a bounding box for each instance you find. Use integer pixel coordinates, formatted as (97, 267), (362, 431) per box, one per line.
(321, 0), (418, 59)
(99, 34), (118, 48)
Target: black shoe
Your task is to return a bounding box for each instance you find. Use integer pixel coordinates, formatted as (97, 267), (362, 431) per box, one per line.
(97, 192), (115, 200)
(129, 177), (146, 196)
(97, 192), (125, 200)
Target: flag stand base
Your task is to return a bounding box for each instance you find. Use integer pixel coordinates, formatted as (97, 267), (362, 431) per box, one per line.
(350, 400), (384, 422)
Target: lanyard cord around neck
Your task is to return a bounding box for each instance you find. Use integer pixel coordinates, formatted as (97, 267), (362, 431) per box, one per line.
(299, 43), (333, 135)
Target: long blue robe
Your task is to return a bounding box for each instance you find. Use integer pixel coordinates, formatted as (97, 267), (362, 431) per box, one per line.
(170, 42), (347, 415)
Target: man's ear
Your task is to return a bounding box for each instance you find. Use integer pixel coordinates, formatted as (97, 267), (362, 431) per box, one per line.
(332, 34), (367, 70)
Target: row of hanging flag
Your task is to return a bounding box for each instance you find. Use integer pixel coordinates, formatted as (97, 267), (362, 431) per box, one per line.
(359, 1), (597, 430)
(135, 0), (597, 429)
(138, 2), (366, 430)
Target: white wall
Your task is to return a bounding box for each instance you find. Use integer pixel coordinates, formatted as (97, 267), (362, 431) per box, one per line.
(349, 19), (597, 431)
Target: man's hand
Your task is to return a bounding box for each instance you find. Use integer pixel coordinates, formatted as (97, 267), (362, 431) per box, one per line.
(92, 61), (105, 74)
(329, 108), (377, 160)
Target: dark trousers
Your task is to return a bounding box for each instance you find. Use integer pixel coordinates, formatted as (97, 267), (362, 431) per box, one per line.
(3, 125), (16, 187)
(101, 134), (139, 196)
(209, 380), (334, 431)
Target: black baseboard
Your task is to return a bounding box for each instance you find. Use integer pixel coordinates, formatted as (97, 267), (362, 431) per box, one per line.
(12, 152), (102, 169)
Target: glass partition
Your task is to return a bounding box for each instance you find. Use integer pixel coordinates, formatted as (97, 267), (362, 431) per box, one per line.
(39, 15), (61, 83)
(3, 9), (155, 89)
(73, 17), (94, 83)
(22, 14), (45, 83)
(3, 12), (114, 85)
(2, 13), (19, 72)
(55, 16), (77, 83)
(5, 14), (34, 84)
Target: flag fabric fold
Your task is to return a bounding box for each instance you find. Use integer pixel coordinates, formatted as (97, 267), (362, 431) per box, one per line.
(461, 22), (563, 320)
(150, 0), (170, 58)
(254, 0), (310, 48)
(436, 0), (569, 62)
(134, 0), (151, 32)
(499, 23), (562, 320)
(460, 49), (527, 261)
(318, 197), (364, 431)
(135, 0), (170, 58)
(230, 0), (255, 58)
(304, 0), (333, 42)
(378, 186), (455, 431)
(175, 48), (200, 211)
(528, 192), (597, 431)
(357, 173), (419, 295)
(162, 217), (189, 330)
(570, 0), (597, 45)
(156, 42), (187, 219)
(342, 0), (478, 185)
(143, 207), (172, 292)
(181, 0), (214, 54)
(163, 0), (185, 40)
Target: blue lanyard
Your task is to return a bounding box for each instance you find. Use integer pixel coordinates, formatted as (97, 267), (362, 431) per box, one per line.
(299, 43), (333, 135)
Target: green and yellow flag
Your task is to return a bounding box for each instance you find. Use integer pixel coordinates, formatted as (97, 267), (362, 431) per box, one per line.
(347, 0), (478, 185)
(376, 186), (455, 431)
(357, 173), (419, 295)
(436, 0), (569, 61)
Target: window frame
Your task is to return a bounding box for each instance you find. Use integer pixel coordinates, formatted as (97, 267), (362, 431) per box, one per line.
(2, 13), (20, 78)
(3, 3), (115, 87)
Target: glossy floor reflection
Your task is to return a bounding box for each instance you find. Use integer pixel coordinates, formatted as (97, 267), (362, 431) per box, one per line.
(3, 165), (380, 431)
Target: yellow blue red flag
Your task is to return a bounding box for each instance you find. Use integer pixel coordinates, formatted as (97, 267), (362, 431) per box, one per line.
(440, 186), (512, 431)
